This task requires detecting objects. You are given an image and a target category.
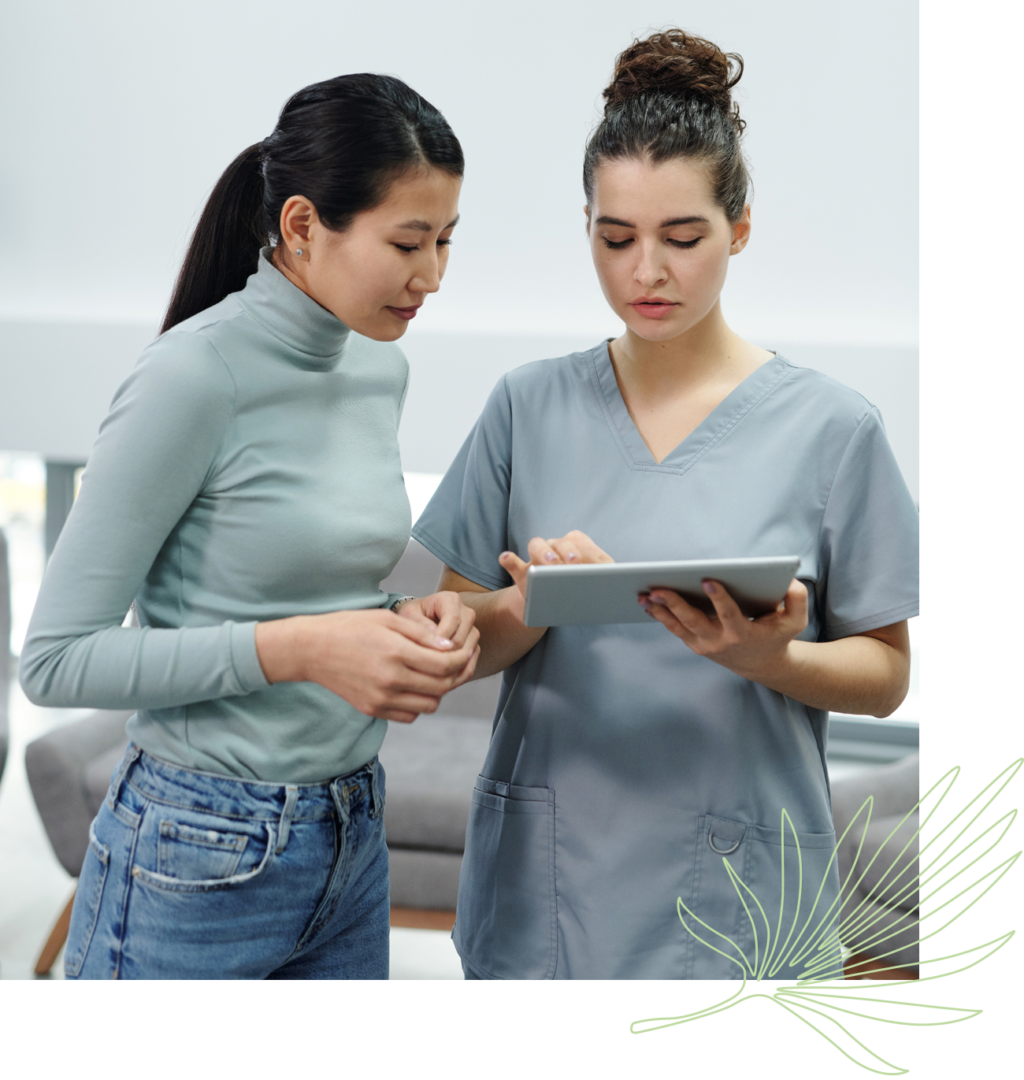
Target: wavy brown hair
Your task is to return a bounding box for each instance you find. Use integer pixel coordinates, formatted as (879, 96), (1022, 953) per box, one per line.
(584, 29), (750, 223)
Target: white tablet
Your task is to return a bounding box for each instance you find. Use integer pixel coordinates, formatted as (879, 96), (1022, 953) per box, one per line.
(522, 556), (801, 627)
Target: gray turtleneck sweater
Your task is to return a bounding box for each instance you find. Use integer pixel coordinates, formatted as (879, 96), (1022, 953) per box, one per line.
(20, 250), (412, 782)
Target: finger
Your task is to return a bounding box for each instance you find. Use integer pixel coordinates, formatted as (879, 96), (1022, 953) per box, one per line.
(697, 580), (747, 628)
(549, 536), (586, 564)
(527, 536), (562, 566)
(388, 609), (455, 650)
(399, 637), (479, 680)
(781, 578), (808, 627)
(419, 590), (467, 643)
(448, 644), (481, 690)
(561, 530), (615, 564)
(498, 550), (531, 590)
(646, 589), (710, 635)
(380, 711), (420, 724)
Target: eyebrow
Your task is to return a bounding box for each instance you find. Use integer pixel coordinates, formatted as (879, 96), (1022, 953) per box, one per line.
(396, 215), (461, 231)
(595, 215), (710, 228)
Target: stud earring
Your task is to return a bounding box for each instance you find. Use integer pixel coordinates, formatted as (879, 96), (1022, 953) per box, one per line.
(295, 248), (303, 256)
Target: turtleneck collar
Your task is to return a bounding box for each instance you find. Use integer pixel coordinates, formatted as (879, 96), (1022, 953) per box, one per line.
(235, 246), (352, 369)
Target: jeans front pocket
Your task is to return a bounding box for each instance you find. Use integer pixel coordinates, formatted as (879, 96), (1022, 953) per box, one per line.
(64, 822), (110, 977)
(157, 820), (248, 881)
(132, 810), (273, 894)
(454, 778), (556, 979)
(688, 814), (841, 981)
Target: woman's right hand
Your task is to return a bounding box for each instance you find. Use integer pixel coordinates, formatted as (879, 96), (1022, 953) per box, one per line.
(254, 608), (479, 723)
(498, 529), (614, 601)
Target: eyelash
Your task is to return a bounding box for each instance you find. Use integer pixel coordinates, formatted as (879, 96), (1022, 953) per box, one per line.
(602, 238), (702, 250)
(395, 239), (453, 253)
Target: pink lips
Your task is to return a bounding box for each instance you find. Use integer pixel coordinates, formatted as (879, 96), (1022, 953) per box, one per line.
(630, 298), (678, 320)
(387, 305), (421, 321)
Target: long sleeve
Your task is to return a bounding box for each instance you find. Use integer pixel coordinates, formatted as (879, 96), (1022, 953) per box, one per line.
(19, 332), (269, 710)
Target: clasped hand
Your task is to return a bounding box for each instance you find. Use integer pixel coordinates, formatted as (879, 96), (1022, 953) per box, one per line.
(496, 528), (806, 682)
(258, 591), (479, 724)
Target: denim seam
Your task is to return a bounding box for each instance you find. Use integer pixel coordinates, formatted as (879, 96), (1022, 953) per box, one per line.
(113, 800), (144, 980)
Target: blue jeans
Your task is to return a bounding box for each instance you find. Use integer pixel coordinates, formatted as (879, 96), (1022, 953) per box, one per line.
(64, 744), (390, 979)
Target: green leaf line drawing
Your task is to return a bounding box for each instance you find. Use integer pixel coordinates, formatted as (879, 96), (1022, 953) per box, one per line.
(630, 759), (1021, 1075)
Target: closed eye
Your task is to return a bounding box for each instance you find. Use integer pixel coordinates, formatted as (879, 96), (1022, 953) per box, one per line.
(395, 239), (453, 253)
(602, 237), (702, 250)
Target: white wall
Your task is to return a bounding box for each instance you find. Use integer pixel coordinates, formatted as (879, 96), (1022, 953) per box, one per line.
(0, 0), (916, 344)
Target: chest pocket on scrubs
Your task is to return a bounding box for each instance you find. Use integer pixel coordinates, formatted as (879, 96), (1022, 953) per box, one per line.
(455, 777), (556, 979)
(688, 814), (842, 981)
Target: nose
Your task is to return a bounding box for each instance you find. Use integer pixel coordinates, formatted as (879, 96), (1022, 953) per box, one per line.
(633, 241), (668, 289)
(409, 251), (442, 295)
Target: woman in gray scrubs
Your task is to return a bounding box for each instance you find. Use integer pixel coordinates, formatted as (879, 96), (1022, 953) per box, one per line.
(412, 30), (918, 980)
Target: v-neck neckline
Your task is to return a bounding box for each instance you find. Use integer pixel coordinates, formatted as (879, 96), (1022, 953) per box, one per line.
(587, 341), (790, 474)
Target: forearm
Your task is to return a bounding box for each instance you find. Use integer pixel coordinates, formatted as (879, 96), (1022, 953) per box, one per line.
(738, 635), (910, 717)
(452, 586), (545, 679)
(20, 621), (268, 709)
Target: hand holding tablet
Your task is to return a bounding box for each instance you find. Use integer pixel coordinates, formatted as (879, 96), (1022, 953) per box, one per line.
(498, 530), (800, 628)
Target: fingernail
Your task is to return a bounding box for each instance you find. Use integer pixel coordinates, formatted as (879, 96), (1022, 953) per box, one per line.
(543, 551), (557, 562)
(650, 595), (667, 605)
(500, 551), (511, 560)
(703, 581), (716, 595)
(435, 637), (453, 648)
(565, 552), (578, 562)
(638, 596), (652, 608)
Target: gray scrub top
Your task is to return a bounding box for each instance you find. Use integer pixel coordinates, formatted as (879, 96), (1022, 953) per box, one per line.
(413, 345), (919, 980)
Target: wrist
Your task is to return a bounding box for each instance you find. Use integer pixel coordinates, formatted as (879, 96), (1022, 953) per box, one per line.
(731, 639), (799, 687)
(255, 615), (314, 685)
(500, 583), (527, 626)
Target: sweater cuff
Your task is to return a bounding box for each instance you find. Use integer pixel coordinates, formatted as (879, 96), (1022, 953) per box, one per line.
(230, 621), (271, 692)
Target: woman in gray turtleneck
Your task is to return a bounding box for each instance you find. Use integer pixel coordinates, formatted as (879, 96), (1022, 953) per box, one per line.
(20, 74), (478, 980)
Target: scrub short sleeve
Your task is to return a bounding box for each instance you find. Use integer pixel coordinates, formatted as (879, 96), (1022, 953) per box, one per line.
(818, 407), (919, 640)
(412, 376), (514, 591)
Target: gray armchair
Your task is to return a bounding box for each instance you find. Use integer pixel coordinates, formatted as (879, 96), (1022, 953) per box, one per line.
(831, 753), (920, 978)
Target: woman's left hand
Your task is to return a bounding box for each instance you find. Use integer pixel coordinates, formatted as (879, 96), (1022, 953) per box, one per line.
(640, 578), (808, 682)
(396, 592), (480, 660)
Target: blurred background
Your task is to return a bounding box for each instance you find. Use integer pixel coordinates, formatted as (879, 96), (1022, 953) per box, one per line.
(0, 0), (918, 980)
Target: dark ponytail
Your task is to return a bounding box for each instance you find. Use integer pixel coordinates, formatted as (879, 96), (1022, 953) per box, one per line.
(161, 74), (463, 334)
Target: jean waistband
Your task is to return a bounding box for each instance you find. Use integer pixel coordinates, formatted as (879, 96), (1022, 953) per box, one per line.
(111, 744), (383, 828)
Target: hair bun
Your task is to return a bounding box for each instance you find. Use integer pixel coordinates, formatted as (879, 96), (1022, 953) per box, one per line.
(604, 29), (745, 130)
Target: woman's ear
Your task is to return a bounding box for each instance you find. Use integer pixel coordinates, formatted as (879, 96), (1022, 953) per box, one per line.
(584, 204), (591, 236)
(729, 205), (752, 255)
(278, 196), (318, 253)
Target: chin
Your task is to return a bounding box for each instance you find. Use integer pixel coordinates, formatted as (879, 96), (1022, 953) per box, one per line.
(624, 317), (689, 342)
(362, 321), (409, 343)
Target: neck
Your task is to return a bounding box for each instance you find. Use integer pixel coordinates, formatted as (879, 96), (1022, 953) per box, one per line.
(271, 244), (311, 298)
(611, 300), (755, 396)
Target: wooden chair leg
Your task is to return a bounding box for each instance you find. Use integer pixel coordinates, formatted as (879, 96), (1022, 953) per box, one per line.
(389, 906), (456, 931)
(34, 887), (77, 976)
(844, 949), (919, 980)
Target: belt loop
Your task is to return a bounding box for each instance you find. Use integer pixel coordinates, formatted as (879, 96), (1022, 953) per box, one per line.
(106, 742), (143, 811)
(275, 785), (299, 854)
(369, 757), (383, 819)
(330, 778), (351, 827)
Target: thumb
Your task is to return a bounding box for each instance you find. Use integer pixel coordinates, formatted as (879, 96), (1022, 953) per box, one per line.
(499, 550), (530, 594)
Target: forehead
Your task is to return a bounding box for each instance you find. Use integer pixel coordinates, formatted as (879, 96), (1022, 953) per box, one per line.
(369, 166), (462, 223)
(591, 157), (721, 221)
